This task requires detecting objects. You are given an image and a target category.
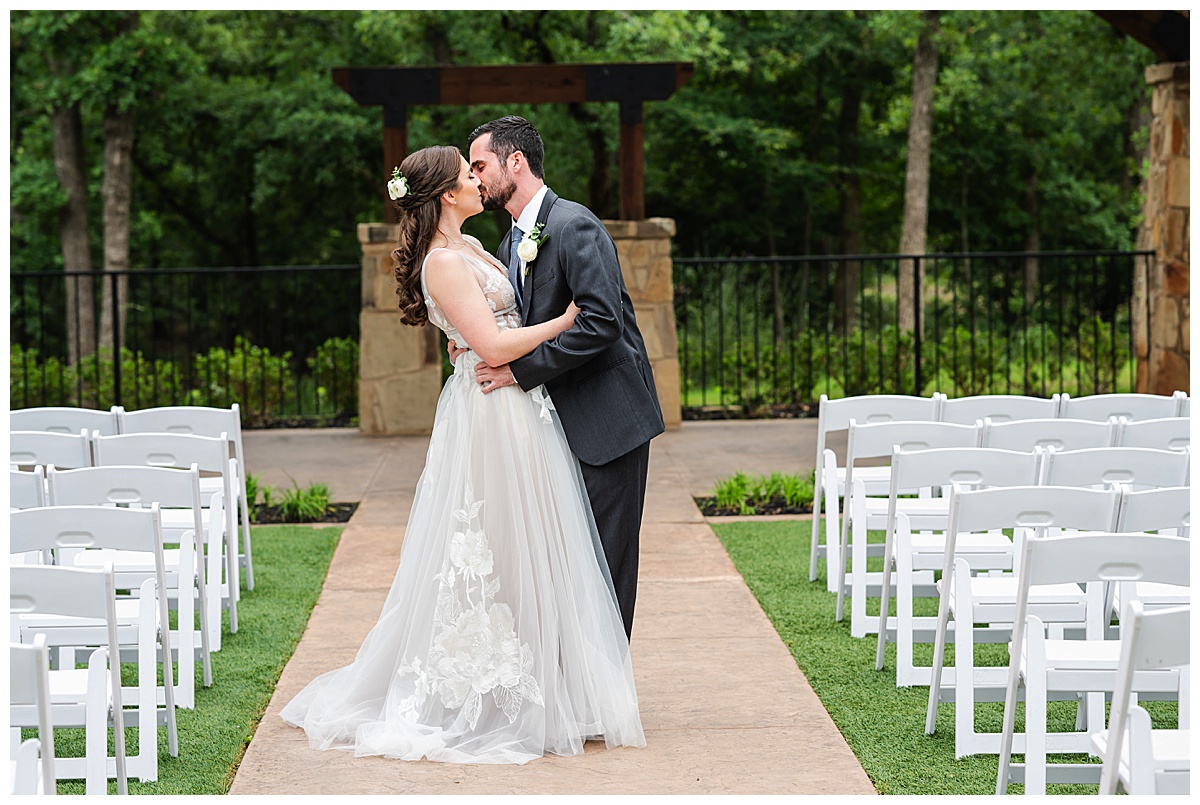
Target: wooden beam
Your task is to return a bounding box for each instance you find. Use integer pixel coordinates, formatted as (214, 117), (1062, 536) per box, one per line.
(383, 122), (407, 224)
(1094, 11), (1189, 62)
(619, 102), (645, 221)
(333, 62), (695, 221)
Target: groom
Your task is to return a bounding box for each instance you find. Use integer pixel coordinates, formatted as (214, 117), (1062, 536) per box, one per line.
(462, 115), (664, 639)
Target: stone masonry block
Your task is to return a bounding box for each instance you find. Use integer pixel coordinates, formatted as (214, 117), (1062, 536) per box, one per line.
(359, 310), (429, 380)
(358, 368), (442, 435)
(1168, 157), (1189, 207)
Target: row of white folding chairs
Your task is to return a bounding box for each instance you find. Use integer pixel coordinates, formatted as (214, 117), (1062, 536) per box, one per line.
(911, 481), (1189, 762)
(807, 390), (1189, 587)
(10, 505), (182, 792)
(863, 440), (1189, 686)
(993, 532), (1189, 794)
(11, 431), (243, 645)
(817, 412), (1191, 596)
(10, 404), (255, 591)
(850, 475), (1192, 791)
(832, 417), (1190, 638)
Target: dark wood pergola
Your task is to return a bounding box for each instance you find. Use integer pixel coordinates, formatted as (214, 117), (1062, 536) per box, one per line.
(333, 62), (694, 222)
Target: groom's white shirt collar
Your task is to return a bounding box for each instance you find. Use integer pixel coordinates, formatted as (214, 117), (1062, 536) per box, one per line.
(513, 185), (550, 240)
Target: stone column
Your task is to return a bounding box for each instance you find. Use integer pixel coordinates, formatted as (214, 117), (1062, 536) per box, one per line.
(604, 217), (683, 428)
(357, 223), (443, 435)
(1135, 62), (1190, 395)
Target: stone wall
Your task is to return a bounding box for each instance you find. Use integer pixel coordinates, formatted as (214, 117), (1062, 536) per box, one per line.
(603, 217), (683, 429)
(356, 218), (682, 435)
(356, 223), (443, 435)
(1135, 62), (1190, 395)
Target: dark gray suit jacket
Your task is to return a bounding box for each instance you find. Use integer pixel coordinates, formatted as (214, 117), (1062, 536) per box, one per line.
(501, 188), (665, 466)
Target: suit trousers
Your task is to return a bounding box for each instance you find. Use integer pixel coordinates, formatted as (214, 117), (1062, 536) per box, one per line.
(578, 439), (651, 640)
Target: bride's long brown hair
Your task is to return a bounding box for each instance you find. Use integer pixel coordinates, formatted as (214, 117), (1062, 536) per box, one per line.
(391, 145), (465, 326)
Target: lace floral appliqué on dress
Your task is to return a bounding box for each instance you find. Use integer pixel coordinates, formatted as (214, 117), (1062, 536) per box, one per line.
(397, 485), (543, 729)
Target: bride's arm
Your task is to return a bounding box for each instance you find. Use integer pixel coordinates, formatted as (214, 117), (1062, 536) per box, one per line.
(424, 250), (575, 368)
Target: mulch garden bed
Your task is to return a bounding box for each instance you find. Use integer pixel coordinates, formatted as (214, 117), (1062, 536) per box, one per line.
(695, 496), (814, 517)
(251, 502), (359, 525)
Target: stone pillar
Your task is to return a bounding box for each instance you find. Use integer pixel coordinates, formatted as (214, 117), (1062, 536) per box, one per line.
(604, 217), (683, 428)
(1135, 62), (1190, 395)
(357, 223), (443, 435)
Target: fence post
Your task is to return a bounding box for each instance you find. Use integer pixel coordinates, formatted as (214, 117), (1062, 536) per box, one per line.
(111, 271), (122, 408)
(912, 255), (923, 396)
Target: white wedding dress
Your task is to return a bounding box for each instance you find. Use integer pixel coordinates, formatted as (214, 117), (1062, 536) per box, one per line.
(280, 239), (644, 764)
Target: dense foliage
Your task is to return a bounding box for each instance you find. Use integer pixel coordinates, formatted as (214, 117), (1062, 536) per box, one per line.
(11, 10), (1154, 272)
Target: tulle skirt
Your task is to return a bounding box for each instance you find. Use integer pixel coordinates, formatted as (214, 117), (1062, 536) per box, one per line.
(280, 353), (644, 764)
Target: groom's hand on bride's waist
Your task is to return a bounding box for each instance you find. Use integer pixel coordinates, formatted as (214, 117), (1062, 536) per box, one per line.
(475, 362), (516, 394)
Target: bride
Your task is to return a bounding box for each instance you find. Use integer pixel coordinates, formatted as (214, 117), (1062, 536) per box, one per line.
(280, 145), (645, 764)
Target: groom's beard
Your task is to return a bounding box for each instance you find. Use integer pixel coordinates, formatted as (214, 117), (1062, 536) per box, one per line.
(480, 171), (516, 212)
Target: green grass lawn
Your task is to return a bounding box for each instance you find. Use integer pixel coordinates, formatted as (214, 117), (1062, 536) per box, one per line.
(43, 524), (341, 795)
(709, 518), (1178, 796)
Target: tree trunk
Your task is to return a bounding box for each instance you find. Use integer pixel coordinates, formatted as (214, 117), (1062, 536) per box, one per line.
(897, 10), (940, 334)
(51, 96), (95, 365)
(834, 54), (865, 331)
(1023, 169), (1040, 307)
(100, 109), (133, 355)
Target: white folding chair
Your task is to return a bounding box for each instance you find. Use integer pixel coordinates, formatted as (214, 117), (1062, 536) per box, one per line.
(10, 506), (180, 783)
(1093, 602), (1190, 795)
(996, 532), (1190, 795)
(1041, 445), (1190, 490)
(875, 447), (1042, 687)
(11, 406), (122, 436)
(10, 633), (56, 796)
(1117, 416), (1190, 451)
(980, 416), (1118, 451)
(924, 484), (1123, 758)
(47, 464), (213, 704)
(1105, 485), (1193, 625)
(808, 393), (943, 590)
(1058, 391), (1179, 422)
(937, 394), (1059, 425)
(118, 405), (255, 591)
(10, 564), (128, 795)
(92, 431), (239, 647)
(10, 466), (47, 510)
(835, 418), (978, 637)
(9, 430), (92, 470)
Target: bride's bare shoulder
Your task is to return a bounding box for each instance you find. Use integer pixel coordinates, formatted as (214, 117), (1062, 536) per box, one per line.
(423, 248), (471, 275)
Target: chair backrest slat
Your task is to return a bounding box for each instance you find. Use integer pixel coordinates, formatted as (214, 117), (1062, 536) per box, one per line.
(938, 394), (1059, 425)
(982, 417), (1117, 452)
(10, 430), (92, 469)
(10, 406), (121, 436)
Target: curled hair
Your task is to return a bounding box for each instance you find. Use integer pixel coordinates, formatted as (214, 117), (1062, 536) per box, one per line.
(390, 145), (464, 326)
(468, 115), (545, 180)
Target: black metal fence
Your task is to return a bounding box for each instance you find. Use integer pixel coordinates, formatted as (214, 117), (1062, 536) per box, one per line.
(10, 251), (1151, 425)
(673, 250), (1150, 417)
(9, 265), (361, 426)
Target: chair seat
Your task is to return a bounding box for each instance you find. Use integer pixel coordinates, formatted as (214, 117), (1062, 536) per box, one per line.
(1091, 728), (1192, 773)
(909, 531), (1012, 551)
(1038, 638), (1121, 670)
(17, 597), (143, 630)
(1120, 582), (1191, 606)
(864, 496), (949, 517)
(46, 668), (96, 703)
(943, 576), (1085, 605)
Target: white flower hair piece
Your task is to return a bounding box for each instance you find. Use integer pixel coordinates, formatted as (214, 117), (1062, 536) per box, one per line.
(388, 167), (409, 201)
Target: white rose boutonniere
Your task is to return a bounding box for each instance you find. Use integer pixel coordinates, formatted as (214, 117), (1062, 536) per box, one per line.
(518, 224), (548, 275)
(387, 167), (409, 201)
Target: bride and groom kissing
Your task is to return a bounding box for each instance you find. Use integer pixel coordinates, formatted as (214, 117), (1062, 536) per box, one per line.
(281, 115), (664, 764)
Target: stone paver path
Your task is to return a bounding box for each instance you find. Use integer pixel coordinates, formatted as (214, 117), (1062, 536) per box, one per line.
(232, 422), (875, 795)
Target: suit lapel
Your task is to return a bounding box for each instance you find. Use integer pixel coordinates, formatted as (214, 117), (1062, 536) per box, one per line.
(521, 188), (559, 326)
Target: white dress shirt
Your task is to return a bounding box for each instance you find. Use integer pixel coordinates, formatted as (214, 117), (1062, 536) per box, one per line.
(512, 185), (550, 291)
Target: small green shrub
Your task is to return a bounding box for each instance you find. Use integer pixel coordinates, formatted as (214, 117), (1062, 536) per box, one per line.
(278, 477), (332, 522)
(189, 336), (295, 416)
(307, 336), (359, 414)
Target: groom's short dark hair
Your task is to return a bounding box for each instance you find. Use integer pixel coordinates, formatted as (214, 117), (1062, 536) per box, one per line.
(469, 116), (545, 180)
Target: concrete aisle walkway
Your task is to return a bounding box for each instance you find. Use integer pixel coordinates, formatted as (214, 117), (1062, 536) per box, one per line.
(231, 421), (875, 795)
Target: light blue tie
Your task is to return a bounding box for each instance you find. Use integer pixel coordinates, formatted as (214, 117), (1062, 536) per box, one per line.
(508, 225), (524, 310)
